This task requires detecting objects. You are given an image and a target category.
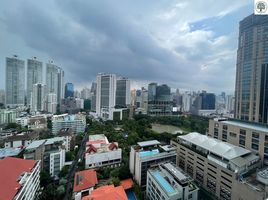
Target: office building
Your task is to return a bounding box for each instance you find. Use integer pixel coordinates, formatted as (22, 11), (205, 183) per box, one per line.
(73, 169), (98, 200)
(135, 88), (148, 114)
(85, 134), (122, 169)
(60, 97), (82, 114)
(116, 77), (130, 107)
(129, 140), (177, 187)
(191, 91), (216, 116)
(96, 73), (117, 119)
(0, 109), (19, 124)
(31, 83), (46, 112)
(81, 87), (91, 100)
(146, 162), (198, 200)
(209, 118), (268, 166)
(52, 113), (86, 134)
(226, 94), (235, 113)
(27, 58), (43, 105)
(65, 83), (74, 98)
(24, 137), (66, 177)
(5, 56), (25, 108)
(235, 14), (268, 123)
(0, 90), (5, 106)
(147, 83), (172, 116)
(171, 132), (268, 200)
(0, 157), (40, 200)
(57, 67), (65, 104)
(46, 93), (57, 114)
(182, 92), (192, 112)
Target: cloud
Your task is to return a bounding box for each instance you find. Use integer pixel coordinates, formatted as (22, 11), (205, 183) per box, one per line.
(0, 0), (252, 93)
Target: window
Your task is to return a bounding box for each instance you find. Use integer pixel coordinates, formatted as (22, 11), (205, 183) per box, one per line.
(229, 132), (237, 137)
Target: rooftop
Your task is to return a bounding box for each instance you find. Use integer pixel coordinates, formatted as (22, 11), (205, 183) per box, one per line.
(0, 157), (37, 200)
(26, 137), (64, 150)
(88, 134), (108, 145)
(0, 147), (23, 159)
(82, 185), (128, 200)
(137, 140), (160, 147)
(179, 132), (251, 160)
(120, 178), (134, 190)
(73, 169), (98, 192)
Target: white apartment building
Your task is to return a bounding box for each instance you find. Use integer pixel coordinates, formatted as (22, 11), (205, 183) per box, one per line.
(0, 109), (19, 124)
(47, 93), (57, 114)
(85, 134), (122, 169)
(31, 83), (47, 112)
(129, 140), (177, 187)
(52, 113), (86, 134)
(147, 162), (198, 200)
(0, 157), (40, 200)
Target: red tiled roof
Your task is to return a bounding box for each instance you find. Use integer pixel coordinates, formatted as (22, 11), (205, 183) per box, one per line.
(0, 157), (37, 200)
(73, 169), (98, 192)
(108, 142), (118, 151)
(87, 139), (106, 145)
(82, 185), (128, 200)
(120, 178), (134, 190)
(86, 144), (97, 154)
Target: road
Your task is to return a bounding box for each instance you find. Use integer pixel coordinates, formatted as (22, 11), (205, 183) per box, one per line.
(63, 133), (88, 200)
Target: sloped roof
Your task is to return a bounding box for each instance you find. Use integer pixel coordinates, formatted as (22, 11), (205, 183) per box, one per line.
(82, 185), (128, 200)
(0, 157), (37, 200)
(120, 178), (134, 190)
(179, 132), (251, 160)
(73, 169), (98, 192)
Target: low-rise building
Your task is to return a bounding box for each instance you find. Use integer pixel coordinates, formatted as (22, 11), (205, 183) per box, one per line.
(129, 140), (177, 187)
(52, 113), (86, 134)
(85, 134), (122, 169)
(0, 147), (23, 159)
(4, 131), (38, 148)
(0, 157), (40, 200)
(171, 132), (268, 200)
(28, 115), (47, 130)
(0, 109), (19, 124)
(73, 169), (98, 200)
(147, 162), (199, 200)
(24, 137), (66, 177)
(58, 128), (75, 152)
(82, 185), (128, 200)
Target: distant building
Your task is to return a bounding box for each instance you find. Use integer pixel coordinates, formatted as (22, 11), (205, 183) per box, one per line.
(52, 113), (86, 134)
(148, 83), (172, 116)
(135, 88), (148, 114)
(0, 90), (5, 106)
(65, 83), (74, 98)
(182, 92), (192, 112)
(27, 58), (43, 105)
(116, 77), (130, 107)
(73, 169), (98, 200)
(24, 137), (66, 177)
(81, 88), (91, 100)
(226, 94), (235, 113)
(191, 91), (216, 115)
(85, 134), (122, 169)
(82, 185), (128, 200)
(0, 157), (40, 200)
(31, 83), (47, 112)
(46, 93), (57, 114)
(146, 162), (199, 200)
(60, 97), (82, 114)
(129, 140), (177, 187)
(5, 56), (25, 108)
(0, 109), (19, 124)
(28, 115), (47, 130)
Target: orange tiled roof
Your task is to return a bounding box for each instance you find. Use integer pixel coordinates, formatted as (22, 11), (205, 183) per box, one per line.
(120, 178), (134, 190)
(82, 185), (128, 200)
(73, 169), (98, 192)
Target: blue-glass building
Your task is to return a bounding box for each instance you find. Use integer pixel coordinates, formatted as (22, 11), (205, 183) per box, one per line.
(65, 83), (74, 98)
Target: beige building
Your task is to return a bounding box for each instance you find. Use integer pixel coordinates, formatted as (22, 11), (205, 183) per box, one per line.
(209, 118), (268, 166)
(171, 132), (268, 200)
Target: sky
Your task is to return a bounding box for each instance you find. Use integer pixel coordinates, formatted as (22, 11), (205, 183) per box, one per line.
(0, 0), (252, 94)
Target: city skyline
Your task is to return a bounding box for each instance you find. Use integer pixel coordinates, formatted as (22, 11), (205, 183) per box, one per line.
(0, 1), (252, 93)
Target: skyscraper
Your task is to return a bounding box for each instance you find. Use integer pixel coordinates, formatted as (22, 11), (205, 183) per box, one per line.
(96, 73), (116, 117)
(27, 58), (43, 105)
(31, 83), (46, 112)
(46, 62), (58, 97)
(115, 77), (130, 107)
(46, 93), (57, 114)
(57, 67), (64, 104)
(5, 56), (25, 108)
(235, 14), (268, 123)
(65, 83), (74, 98)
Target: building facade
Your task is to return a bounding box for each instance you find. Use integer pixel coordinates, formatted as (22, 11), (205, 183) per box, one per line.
(0, 109), (18, 124)
(6, 56), (25, 108)
(27, 58), (43, 105)
(235, 14), (268, 123)
(129, 140), (177, 187)
(65, 83), (74, 98)
(31, 83), (46, 112)
(116, 77), (130, 107)
(147, 162), (198, 200)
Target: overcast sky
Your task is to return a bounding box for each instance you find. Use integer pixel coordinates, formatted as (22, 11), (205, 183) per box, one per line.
(0, 0), (252, 94)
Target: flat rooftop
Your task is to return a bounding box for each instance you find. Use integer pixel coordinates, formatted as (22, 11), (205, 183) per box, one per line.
(152, 170), (176, 195)
(162, 163), (191, 184)
(137, 140), (160, 147)
(26, 137), (64, 150)
(0, 148), (22, 158)
(179, 132), (251, 160)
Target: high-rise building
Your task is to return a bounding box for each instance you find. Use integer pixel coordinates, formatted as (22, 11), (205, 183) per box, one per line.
(235, 15), (268, 123)
(46, 93), (57, 114)
(226, 94), (235, 113)
(57, 67), (64, 104)
(96, 73), (117, 117)
(182, 92), (192, 112)
(27, 58), (43, 105)
(81, 87), (91, 99)
(31, 83), (46, 112)
(116, 77), (130, 107)
(5, 56), (25, 108)
(65, 83), (74, 98)
(148, 83), (157, 101)
(0, 90), (5, 106)
(46, 62), (59, 98)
